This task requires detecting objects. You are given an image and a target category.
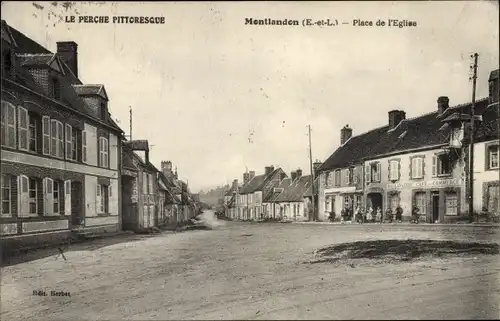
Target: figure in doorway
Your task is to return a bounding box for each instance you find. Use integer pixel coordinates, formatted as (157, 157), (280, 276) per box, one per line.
(355, 206), (362, 223)
(411, 205), (420, 224)
(366, 207), (373, 222)
(395, 205), (403, 223)
(376, 207), (382, 223)
(385, 207), (393, 223)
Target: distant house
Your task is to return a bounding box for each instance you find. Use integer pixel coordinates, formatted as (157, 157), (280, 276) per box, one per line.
(121, 140), (159, 232)
(236, 166), (286, 220)
(265, 169), (317, 221)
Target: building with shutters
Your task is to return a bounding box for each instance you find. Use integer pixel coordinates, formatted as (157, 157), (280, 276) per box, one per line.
(1, 20), (124, 249)
(317, 69), (499, 223)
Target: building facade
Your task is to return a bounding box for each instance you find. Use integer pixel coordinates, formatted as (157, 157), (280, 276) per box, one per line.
(317, 69), (498, 222)
(1, 20), (123, 249)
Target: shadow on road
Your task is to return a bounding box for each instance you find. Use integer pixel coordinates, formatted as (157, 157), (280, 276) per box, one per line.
(1, 233), (159, 267)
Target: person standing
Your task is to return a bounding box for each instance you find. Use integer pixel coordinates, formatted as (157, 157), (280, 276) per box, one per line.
(376, 207), (382, 223)
(395, 205), (403, 223)
(385, 207), (393, 223)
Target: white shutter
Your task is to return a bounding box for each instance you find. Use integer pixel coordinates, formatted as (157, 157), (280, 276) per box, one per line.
(109, 182), (118, 215)
(43, 178), (54, 215)
(376, 163), (381, 182)
(18, 107), (28, 150)
(42, 116), (50, 155)
(64, 180), (71, 216)
(96, 184), (101, 213)
(365, 165), (371, 183)
(57, 121), (64, 158)
(82, 130), (88, 163)
(65, 124), (72, 160)
(18, 175), (29, 217)
(432, 156), (437, 177)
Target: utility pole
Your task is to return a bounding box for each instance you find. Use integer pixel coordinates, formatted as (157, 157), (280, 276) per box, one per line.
(129, 106), (133, 141)
(308, 125), (316, 222)
(468, 53), (478, 222)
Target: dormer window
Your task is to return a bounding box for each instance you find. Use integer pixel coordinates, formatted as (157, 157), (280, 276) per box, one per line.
(100, 102), (107, 120)
(52, 78), (61, 100)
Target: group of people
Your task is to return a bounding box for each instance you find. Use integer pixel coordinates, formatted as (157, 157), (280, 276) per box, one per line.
(339, 205), (407, 224)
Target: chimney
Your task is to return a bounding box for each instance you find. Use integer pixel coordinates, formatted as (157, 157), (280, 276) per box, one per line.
(249, 171), (255, 180)
(243, 172), (250, 185)
(437, 96), (449, 115)
(313, 160), (322, 173)
(232, 179), (239, 191)
(265, 166), (275, 176)
(296, 169), (302, 178)
(291, 171), (297, 182)
(279, 172), (287, 180)
(145, 150), (149, 164)
(340, 125), (353, 145)
(56, 41), (78, 78)
(388, 110), (406, 129)
(161, 161), (172, 177)
(489, 69), (499, 104)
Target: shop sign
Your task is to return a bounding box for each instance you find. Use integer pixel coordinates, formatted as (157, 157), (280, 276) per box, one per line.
(387, 178), (461, 190)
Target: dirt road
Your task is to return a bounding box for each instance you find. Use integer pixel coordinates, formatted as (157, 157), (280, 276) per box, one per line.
(1, 219), (499, 320)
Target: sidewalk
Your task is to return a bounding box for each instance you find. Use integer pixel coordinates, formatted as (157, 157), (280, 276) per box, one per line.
(291, 221), (500, 227)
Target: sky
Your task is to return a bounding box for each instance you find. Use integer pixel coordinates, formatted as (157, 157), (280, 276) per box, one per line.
(1, 1), (499, 192)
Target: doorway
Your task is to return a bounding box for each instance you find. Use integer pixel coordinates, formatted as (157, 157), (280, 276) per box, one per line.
(432, 194), (440, 223)
(70, 181), (83, 228)
(367, 193), (383, 211)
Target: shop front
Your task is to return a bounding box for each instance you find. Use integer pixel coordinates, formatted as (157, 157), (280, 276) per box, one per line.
(385, 178), (464, 223)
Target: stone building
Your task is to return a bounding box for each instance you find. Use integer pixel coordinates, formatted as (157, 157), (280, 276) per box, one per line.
(1, 20), (124, 250)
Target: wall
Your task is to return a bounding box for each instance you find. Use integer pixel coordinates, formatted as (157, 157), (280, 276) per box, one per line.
(84, 123), (98, 167)
(473, 141), (500, 212)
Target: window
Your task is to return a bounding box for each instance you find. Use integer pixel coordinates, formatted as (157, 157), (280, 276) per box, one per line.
(344, 196), (350, 209)
(143, 172), (148, 194)
(29, 114), (37, 152)
(99, 137), (109, 167)
(334, 170), (341, 186)
(1, 174), (13, 217)
(97, 184), (109, 213)
(42, 116), (50, 155)
(71, 129), (78, 161)
(487, 185), (499, 214)
(488, 145), (499, 170)
(445, 193), (458, 215)
(65, 124), (73, 160)
(50, 119), (57, 156)
(370, 163), (381, 182)
(353, 167), (358, 184)
(100, 102), (107, 120)
(325, 195), (334, 212)
(432, 155), (452, 177)
(414, 192), (426, 214)
(344, 169), (351, 185)
(53, 181), (60, 214)
(3, 51), (11, 76)
(29, 178), (38, 214)
(82, 130), (88, 163)
(390, 194), (401, 212)
(1, 101), (16, 148)
(411, 157), (424, 179)
(52, 78), (60, 100)
(324, 172), (330, 187)
(389, 160), (399, 181)
(57, 121), (64, 158)
(148, 173), (153, 194)
(18, 107), (28, 150)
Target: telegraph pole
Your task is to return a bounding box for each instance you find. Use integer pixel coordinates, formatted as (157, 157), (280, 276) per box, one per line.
(308, 125), (316, 221)
(468, 53), (478, 222)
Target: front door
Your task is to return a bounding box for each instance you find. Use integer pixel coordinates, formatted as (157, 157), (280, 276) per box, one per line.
(432, 194), (440, 223)
(71, 181), (83, 227)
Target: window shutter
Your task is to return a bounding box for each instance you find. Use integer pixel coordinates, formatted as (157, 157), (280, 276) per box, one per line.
(388, 161), (392, 181)
(365, 165), (371, 183)
(109, 182), (117, 216)
(65, 124), (72, 160)
(42, 116), (50, 154)
(82, 130), (87, 163)
(1, 103), (5, 145)
(18, 107), (28, 150)
(18, 175), (29, 216)
(410, 158), (414, 179)
(421, 158), (426, 178)
(432, 156), (437, 177)
(43, 178), (54, 215)
(7, 104), (16, 148)
(64, 180), (72, 216)
(376, 163), (381, 182)
(398, 161), (401, 180)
